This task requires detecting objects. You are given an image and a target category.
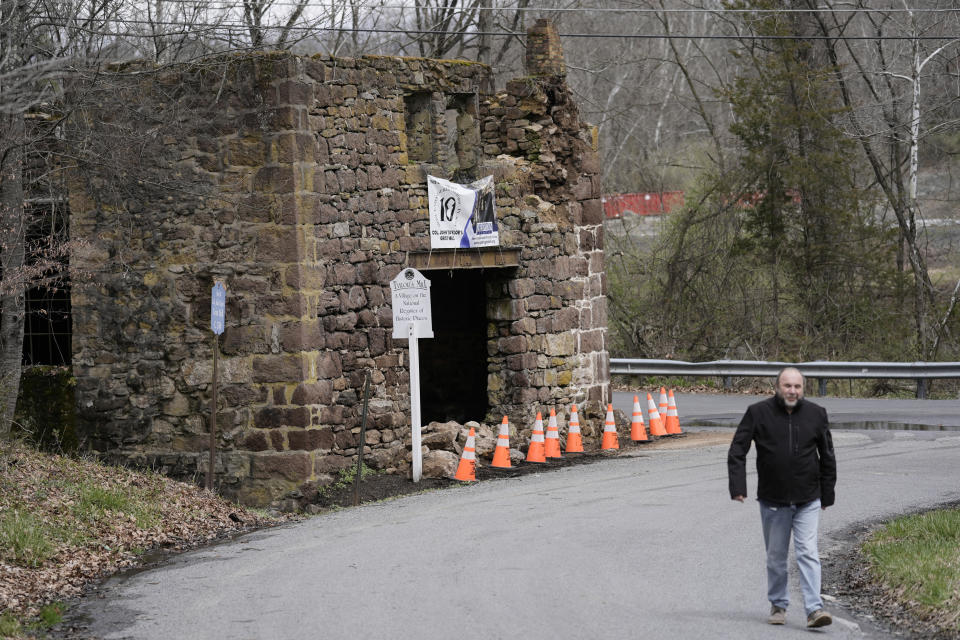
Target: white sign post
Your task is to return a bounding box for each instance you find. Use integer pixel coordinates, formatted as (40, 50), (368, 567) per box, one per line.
(391, 268), (433, 483)
(208, 281), (226, 492)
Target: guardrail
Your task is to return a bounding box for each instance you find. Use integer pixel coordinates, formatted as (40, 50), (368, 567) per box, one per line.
(609, 359), (960, 399)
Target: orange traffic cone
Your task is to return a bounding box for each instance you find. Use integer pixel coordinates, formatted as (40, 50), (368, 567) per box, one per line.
(565, 404), (584, 453)
(544, 408), (562, 458)
(526, 412), (547, 463)
(491, 416), (512, 468)
(658, 387), (668, 428)
(665, 389), (683, 435)
(630, 395), (648, 442)
(647, 393), (667, 436)
(601, 403), (619, 450)
(454, 427), (477, 481)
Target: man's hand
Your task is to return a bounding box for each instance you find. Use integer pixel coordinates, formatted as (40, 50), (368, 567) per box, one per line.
(733, 495), (745, 502)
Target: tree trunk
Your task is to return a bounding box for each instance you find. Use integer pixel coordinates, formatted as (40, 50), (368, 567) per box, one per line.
(0, 113), (26, 438)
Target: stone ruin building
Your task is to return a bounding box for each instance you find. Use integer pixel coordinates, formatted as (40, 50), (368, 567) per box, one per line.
(66, 20), (611, 507)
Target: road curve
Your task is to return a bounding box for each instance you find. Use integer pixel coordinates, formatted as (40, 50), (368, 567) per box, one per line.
(63, 395), (960, 640)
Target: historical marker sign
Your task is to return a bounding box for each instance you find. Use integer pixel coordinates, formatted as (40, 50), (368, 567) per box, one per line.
(390, 268), (433, 339)
(390, 268), (433, 483)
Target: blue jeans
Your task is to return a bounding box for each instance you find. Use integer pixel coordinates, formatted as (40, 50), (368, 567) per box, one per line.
(759, 499), (823, 615)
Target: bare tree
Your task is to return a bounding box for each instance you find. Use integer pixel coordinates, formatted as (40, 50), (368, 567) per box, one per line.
(1, 0), (109, 436)
(810, 0), (960, 359)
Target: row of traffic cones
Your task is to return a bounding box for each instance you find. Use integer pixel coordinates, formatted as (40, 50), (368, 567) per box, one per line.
(524, 405), (585, 464)
(454, 390), (683, 481)
(456, 405), (584, 480)
(629, 387), (684, 442)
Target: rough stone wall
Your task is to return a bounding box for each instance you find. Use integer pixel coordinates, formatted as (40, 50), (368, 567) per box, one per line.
(480, 81), (608, 420)
(69, 42), (608, 507)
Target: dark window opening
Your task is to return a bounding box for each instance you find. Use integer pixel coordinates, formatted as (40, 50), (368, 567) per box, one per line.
(404, 92), (434, 163)
(419, 269), (488, 425)
(444, 93), (480, 181)
(22, 201), (71, 366)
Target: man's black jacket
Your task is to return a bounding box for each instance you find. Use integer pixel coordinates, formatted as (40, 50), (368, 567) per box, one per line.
(727, 395), (836, 507)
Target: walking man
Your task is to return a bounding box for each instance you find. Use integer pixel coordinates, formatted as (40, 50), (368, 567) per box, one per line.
(728, 367), (837, 628)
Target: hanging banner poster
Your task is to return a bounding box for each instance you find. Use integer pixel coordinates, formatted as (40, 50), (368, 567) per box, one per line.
(427, 175), (498, 249)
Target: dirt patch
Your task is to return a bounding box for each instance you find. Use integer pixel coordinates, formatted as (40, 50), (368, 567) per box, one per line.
(311, 431), (728, 510)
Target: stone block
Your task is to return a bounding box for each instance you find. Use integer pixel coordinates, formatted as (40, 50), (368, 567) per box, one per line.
(251, 452), (312, 481)
(507, 278), (536, 298)
(227, 136), (266, 166)
(490, 299), (525, 321)
(525, 295), (552, 311)
(291, 380), (334, 405)
(222, 325), (270, 356)
(591, 303), (608, 329)
(578, 228), (596, 252)
(579, 329), (605, 353)
(544, 333), (575, 357)
(342, 285), (367, 310)
(252, 354), (307, 383)
(288, 428), (335, 451)
(582, 198), (603, 225)
(422, 450), (459, 479)
(280, 320), (324, 352)
(515, 387), (538, 404)
(499, 335), (528, 354)
(555, 280), (585, 300)
(255, 406), (310, 429)
(367, 445), (406, 471)
(285, 265), (326, 289)
(553, 307), (579, 332)
(506, 352), (538, 371)
(163, 393), (191, 416)
(277, 79), (313, 105)
(511, 317), (536, 334)
(586, 273), (603, 297)
(315, 351), (343, 379)
(221, 384), (267, 407)
(590, 251), (605, 275)
(321, 405), (347, 424)
(329, 262), (357, 285)
(314, 454), (352, 474)
(253, 166), (296, 194)
(253, 227), (298, 263)
(335, 429), (356, 448)
(242, 430), (270, 452)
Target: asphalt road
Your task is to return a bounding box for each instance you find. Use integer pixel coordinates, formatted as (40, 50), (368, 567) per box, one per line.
(612, 390), (960, 428)
(65, 394), (960, 640)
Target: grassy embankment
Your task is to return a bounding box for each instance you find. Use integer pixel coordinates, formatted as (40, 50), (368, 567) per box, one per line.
(864, 507), (960, 636)
(0, 440), (282, 638)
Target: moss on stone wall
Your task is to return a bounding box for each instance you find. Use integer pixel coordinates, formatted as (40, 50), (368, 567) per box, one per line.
(14, 366), (78, 453)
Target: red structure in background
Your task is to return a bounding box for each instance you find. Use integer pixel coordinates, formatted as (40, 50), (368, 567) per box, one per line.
(602, 191), (684, 219)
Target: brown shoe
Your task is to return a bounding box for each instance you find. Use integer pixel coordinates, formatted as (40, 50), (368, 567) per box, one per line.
(768, 605), (786, 625)
(807, 609), (832, 628)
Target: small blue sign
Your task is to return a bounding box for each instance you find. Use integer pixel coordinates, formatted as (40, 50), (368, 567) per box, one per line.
(211, 281), (226, 335)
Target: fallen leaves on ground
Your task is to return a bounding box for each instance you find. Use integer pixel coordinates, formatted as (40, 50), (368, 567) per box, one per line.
(0, 441), (290, 619)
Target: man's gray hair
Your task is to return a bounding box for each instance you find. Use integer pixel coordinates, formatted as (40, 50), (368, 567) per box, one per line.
(775, 366), (804, 385)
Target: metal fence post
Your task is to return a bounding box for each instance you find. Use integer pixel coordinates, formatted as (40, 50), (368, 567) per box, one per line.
(353, 371), (372, 507)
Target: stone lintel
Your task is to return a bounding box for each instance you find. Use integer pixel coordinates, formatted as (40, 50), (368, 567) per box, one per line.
(407, 248), (520, 270)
